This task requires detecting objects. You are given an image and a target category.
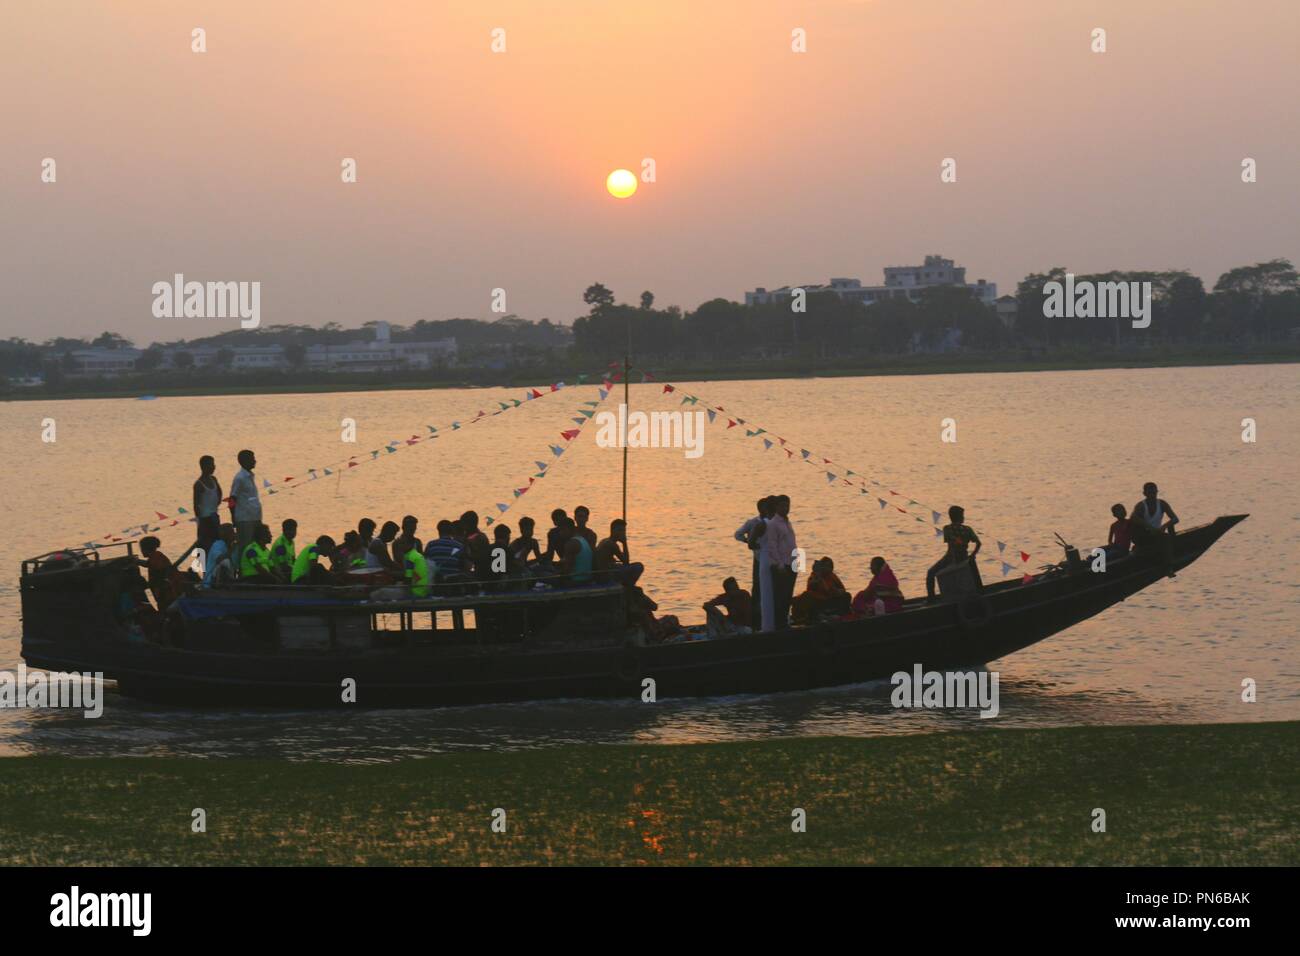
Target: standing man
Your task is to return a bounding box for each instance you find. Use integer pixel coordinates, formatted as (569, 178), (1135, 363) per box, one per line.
(764, 494), (798, 630)
(735, 497), (772, 630)
(193, 455), (223, 553)
(230, 449), (262, 571)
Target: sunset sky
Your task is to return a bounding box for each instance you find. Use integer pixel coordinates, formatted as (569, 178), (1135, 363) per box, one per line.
(2, 0), (1297, 342)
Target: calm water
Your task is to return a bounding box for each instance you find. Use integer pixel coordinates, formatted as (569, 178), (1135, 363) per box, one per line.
(2, 364), (1297, 760)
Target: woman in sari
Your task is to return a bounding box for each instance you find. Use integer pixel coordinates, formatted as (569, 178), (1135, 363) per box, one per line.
(852, 556), (905, 616)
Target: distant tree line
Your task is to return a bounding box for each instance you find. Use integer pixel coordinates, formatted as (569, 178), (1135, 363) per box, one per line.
(2, 260), (1297, 383)
(572, 259), (1300, 361)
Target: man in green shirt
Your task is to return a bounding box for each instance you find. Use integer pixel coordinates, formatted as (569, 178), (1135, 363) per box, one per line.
(270, 518), (298, 581)
(291, 535), (337, 585)
(239, 523), (276, 582)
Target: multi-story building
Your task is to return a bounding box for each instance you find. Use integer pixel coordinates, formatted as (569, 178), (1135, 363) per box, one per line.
(745, 255), (997, 308)
(64, 347), (143, 377)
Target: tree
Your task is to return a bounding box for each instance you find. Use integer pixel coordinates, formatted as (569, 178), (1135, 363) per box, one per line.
(91, 331), (133, 349)
(640, 290), (655, 310)
(583, 283), (615, 312)
(215, 348), (235, 368)
(173, 351), (194, 369)
(284, 343), (307, 367)
(135, 346), (164, 371)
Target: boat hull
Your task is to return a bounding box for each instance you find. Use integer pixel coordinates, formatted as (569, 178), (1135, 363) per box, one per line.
(20, 516), (1246, 708)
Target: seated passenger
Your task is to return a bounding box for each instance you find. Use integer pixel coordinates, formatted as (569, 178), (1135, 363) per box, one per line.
(542, 509), (570, 566)
(703, 576), (752, 637)
(401, 536), (432, 598)
(490, 524), (518, 577)
(511, 515), (543, 568)
(560, 520), (593, 585)
(203, 523), (237, 588)
(367, 521), (400, 572)
(594, 519), (644, 588)
(792, 557), (850, 623)
(425, 520), (470, 582)
(333, 530), (367, 573)
(1132, 481), (1179, 540)
(238, 523), (277, 583)
(459, 511), (492, 579)
(291, 535), (337, 585)
(852, 556), (904, 616)
(400, 515), (422, 554)
(269, 518), (297, 579)
(1105, 504), (1133, 559)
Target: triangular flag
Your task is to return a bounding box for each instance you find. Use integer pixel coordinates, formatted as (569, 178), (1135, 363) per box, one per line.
(1002, 562), (1015, 576)
(933, 511), (942, 524)
(707, 409), (716, 423)
(663, 384), (675, 393)
(801, 450), (811, 459)
(598, 388), (609, 400)
(324, 468), (333, 476)
(561, 429), (580, 441)
(496, 503), (509, 513)
(1022, 573), (1033, 584)
(997, 541), (1007, 553)
(763, 439), (773, 450)
(177, 507), (189, 514)
(535, 460), (549, 471)
(1020, 551), (1031, 563)
(879, 499), (888, 509)
(550, 444), (565, 456)
(727, 420), (737, 429)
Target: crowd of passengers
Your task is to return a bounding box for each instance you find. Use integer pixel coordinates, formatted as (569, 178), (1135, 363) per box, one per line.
(117, 449), (1182, 643)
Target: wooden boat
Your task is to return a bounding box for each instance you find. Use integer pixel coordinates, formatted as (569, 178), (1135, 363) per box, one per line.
(19, 514), (1246, 707)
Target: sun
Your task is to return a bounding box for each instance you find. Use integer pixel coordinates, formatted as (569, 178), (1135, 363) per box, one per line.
(606, 168), (638, 199)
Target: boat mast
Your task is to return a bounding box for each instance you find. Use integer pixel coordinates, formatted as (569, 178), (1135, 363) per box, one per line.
(621, 333), (630, 526)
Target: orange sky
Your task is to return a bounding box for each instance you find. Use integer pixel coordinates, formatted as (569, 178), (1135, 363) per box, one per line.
(2, 0), (1297, 341)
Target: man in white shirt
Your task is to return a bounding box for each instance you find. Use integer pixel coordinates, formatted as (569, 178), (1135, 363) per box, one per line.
(230, 449), (262, 568)
(763, 494), (798, 630)
(735, 497), (773, 630)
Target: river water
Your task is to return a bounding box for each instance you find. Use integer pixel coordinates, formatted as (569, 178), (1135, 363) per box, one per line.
(2, 364), (1296, 760)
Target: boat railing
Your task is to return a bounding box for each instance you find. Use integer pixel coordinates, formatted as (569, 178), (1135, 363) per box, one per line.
(21, 540), (137, 577)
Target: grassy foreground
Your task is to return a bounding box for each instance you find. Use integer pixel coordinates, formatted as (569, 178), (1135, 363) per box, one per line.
(1, 723), (1296, 866)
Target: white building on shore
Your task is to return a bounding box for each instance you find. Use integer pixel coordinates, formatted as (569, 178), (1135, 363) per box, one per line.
(745, 255), (997, 308)
(58, 323), (458, 377)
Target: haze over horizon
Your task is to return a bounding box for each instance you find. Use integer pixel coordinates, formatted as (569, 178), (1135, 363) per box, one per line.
(2, 0), (1297, 342)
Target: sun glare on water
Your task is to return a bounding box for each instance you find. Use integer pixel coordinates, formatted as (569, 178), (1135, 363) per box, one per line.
(606, 168), (638, 199)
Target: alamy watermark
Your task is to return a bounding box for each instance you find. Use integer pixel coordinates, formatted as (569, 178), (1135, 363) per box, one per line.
(595, 403), (705, 459)
(151, 273), (260, 328)
(1042, 273), (1151, 328)
(891, 665), (1000, 718)
(0, 665), (104, 718)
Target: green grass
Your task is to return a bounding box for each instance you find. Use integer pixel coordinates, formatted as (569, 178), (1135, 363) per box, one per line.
(1, 723), (1295, 865)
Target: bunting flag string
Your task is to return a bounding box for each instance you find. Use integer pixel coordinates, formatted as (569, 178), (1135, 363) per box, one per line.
(654, 379), (1037, 577)
(77, 363), (622, 550)
(482, 386), (614, 529)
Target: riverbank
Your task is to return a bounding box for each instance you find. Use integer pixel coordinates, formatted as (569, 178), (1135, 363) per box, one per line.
(1, 722), (1294, 865)
(7, 347), (1299, 401)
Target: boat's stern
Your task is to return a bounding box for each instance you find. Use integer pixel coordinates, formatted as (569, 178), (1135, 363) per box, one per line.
(20, 546), (140, 674)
